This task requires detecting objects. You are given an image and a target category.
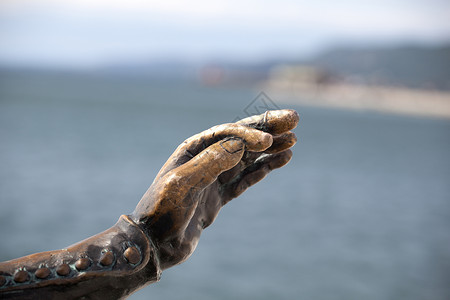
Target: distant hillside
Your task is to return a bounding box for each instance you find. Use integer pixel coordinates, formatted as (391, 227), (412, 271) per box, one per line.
(1, 44), (449, 90)
(304, 45), (450, 90)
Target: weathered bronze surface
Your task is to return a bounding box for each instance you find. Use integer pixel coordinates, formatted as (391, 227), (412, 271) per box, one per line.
(0, 109), (299, 299)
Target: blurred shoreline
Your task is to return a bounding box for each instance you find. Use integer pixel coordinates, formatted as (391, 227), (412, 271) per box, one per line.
(261, 79), (450, 119)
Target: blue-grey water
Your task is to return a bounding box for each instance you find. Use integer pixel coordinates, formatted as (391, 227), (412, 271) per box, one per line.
(1, 71), (449, 300)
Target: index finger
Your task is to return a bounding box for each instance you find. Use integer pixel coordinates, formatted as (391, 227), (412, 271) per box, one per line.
(236, 109), (299, 135)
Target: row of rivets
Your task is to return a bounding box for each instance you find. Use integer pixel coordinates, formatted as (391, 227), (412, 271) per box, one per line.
(0, 246), (140, 287)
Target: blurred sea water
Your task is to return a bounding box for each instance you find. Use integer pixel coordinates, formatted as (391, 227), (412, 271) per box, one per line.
(0, 71), (449, 300)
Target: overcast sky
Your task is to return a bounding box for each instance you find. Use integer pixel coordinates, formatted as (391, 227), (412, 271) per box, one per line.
(1, 0), (449, 68)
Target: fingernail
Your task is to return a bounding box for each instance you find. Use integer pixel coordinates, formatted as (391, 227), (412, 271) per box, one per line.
(220, 137), (244, 154)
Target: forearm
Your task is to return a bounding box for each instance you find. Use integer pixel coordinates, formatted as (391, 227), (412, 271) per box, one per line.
(0, 109), (298, 299)
(0, 215), (161, 300)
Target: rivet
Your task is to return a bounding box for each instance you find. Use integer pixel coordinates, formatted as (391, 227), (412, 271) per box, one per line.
(0, 275), (6, 286)
(56, 264), (71, 276)
(99, 251), (114, 266)
(75, 258), (90, 271)
(35, 267), (51, 279)
(13, 270), (29, 283)
(124, 246), (140, 264)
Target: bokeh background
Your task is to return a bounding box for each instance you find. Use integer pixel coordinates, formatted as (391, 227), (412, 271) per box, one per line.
(1, 1), (449, 299)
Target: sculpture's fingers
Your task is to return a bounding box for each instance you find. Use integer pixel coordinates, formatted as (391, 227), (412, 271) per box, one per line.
(236, 109), (299, 135)
(218, 132), (297, 184)
(190, 132), (296, 230)
(156, 109), (298, 181)
(156, 124), (272, 180)
(134, 137), (245, 239)
(221, 150), (292, 205)
(217, 109), (298, 183)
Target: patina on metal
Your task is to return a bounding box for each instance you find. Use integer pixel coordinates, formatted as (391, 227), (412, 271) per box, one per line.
(0, 109), (299, 299)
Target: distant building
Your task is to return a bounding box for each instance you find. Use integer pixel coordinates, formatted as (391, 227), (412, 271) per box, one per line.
(268, 65), (339, 89)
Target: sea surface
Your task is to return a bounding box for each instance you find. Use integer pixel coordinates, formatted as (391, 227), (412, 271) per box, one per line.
(1, 71), (449, 300)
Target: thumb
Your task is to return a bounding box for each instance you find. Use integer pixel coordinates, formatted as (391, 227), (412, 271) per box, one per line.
(132, 137), (245, 239)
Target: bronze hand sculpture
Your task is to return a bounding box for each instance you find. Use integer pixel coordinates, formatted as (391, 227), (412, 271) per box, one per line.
(0, 109), (299, 299)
